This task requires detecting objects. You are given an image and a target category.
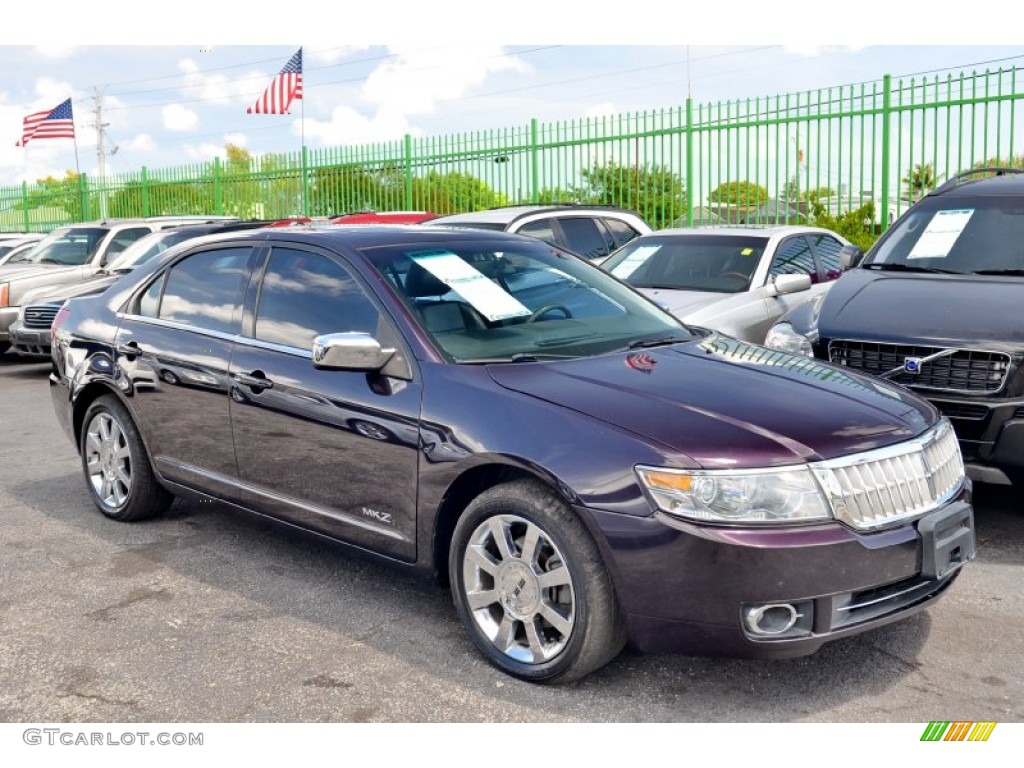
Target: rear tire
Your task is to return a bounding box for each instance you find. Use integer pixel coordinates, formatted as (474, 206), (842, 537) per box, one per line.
(449, 479), (626, 683)
(80, 395), (172, 522)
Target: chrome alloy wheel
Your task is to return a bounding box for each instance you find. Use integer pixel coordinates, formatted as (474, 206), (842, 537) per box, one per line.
(84, 412), (133, 510)
(462, 514), (576, 664)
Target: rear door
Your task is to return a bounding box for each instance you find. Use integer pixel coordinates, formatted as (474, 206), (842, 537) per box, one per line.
(228, 244), (422, 561)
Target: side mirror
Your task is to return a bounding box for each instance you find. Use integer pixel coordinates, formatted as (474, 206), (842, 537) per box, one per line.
(766, 273), (812, 297)
(312, 332), (395, 371)
(839, 244), (865, 270)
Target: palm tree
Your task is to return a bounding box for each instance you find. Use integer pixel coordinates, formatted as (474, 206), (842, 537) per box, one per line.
(902, 163), (943, 200)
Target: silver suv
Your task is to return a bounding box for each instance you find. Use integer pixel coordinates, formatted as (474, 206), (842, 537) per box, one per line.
(426, 205), (651, 261)
(0, 216), (237, 353)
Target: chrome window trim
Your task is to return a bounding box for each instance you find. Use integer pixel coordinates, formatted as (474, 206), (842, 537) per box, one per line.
(115, 312), (314, 359)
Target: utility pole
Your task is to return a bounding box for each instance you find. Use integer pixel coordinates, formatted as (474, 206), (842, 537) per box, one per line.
(92, 87), (117, 219)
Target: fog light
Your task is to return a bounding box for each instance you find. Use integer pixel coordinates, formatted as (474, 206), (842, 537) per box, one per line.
(742, 600), (814, 638)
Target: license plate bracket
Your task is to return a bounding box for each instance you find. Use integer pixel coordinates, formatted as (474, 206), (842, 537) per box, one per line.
(918, 501), (976, 580)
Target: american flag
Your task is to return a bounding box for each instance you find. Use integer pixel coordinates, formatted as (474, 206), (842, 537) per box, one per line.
(247, 48), (303, 115)
(16, 98), (75, 146)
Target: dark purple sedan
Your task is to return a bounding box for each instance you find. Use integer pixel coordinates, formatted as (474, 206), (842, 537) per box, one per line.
(49, 225), (975, 683)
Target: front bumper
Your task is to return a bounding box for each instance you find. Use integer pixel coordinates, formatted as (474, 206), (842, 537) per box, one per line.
(9, 319), (51, 358)
(931, 396), (1024, 483)
(585, 488), (974, 659)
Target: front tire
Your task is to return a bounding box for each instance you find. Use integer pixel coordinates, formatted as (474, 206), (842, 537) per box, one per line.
(80, 395), (172, 522)
(449, 479), (626, 683)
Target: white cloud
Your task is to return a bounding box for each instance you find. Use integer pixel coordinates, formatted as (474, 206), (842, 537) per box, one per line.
(163, 104), (198, 132)
(584, 102), (618, 119)
(783, 45), (869, 58)
(121, 133), (157, 152)
(184, 142), (228, 161)
(33, 46), (80, 59)
(177, 58), (269, 107)
(361, 46), (529, 116)
(223, 132), (248, 148)
(307, 45), (372, 65)
(303, 105), (414, 146)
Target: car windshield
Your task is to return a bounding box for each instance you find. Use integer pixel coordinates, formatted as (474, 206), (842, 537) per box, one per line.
(360, 237), (690, 362)
(603, 234), (768, 293)
(21, 227), (108, 266)
(867, 195), (1024, 274)
(106, 230), (198, 272)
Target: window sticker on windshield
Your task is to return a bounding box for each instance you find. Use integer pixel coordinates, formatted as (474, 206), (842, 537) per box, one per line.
(610, 245), (661, 279)
(410, 252), (532, 322)
(907, 209), (974, 259)
(741, 247), (754, 256)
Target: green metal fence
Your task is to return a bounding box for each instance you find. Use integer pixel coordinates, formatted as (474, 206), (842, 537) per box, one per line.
(2, 65), (1022, 235)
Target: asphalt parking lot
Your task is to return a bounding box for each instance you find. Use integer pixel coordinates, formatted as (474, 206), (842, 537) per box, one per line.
(1, 352), (1021, 723)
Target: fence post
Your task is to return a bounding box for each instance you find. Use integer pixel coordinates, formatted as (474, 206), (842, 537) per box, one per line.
(880, 73), (892, 232)
(301, 145), (309, 216)
(21, 181), (30, 231)
(404, 134), (413, 209)
(213, 157), (223, 215)
(685, 98), (694, 227)
(79, 173), (90, 221)
(530, 118), (539, 203)
(141, 167), (150, 217)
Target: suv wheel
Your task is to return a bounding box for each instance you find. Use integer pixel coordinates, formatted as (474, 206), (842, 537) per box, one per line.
(80, 395), (173, 522)
(449, 479), (626, 683)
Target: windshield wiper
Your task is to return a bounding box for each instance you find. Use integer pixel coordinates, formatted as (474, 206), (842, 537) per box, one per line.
(457, 353), (577, 364)
(626, 336), (692, 350)
(969, 269), (1024, 276)
(863, 263), (962, 274)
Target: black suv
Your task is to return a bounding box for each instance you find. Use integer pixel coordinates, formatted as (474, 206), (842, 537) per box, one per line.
(765, 168), (1024, 486)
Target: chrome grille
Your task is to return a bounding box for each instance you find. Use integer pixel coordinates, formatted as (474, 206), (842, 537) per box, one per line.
(23, 304), (61, 329)
(828, 340), (1010, 394)
(812, 420), (964, 530)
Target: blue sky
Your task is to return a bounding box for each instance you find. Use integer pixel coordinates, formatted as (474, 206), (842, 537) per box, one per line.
(2, 2), (1022, 185)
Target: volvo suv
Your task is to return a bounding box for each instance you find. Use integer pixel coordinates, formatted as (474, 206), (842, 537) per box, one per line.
(766, 168), (1024, 486)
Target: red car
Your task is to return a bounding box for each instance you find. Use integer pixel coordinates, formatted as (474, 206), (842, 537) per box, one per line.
(330, 211), (437, 225)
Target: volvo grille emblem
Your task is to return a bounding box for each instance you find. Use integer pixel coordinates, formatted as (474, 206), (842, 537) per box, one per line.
(903, 356), (923, 374)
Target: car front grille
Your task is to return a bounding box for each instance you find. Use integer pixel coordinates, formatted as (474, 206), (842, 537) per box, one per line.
(23, 304), (61, 330)
(828, 340), (1011, 394)
(811, 420), (964, 530)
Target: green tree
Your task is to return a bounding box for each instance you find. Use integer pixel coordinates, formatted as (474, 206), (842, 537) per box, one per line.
(782, 175), (835, 202)
(902, 163), (942, 200)
(18, 170), (86, 220)
(410, 171), (506, 214)
(309, 163), (385, 216)
(708, 180), (768, 207)
(808, 194), (878, 251)
(576, 161), (686, 229)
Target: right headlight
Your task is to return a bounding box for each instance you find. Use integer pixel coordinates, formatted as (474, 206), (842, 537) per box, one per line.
(764, 322), (813, 356)
(0, 283), (8, 308)
(635, 465), (832, 525)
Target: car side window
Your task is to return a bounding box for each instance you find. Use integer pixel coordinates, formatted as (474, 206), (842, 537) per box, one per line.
(812, 235), (844, 281)
(556, 217), (607, 260)
(254, 248), (379, 349)
(154, 247), (253, 334)
(105, 227), (152, 259)
(516, 219), (559, 246)
(602, 217), (641, 249)
(768, 236), (818, 283)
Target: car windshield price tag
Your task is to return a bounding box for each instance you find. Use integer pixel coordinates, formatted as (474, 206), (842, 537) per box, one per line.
(610, 245), (661, 279)
(907, 209), (974, 259)
(410, 251), (532, 322)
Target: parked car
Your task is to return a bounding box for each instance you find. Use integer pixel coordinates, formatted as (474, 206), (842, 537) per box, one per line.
(51, 225), (974, 683)
(426, 204), (651, 261)
(0, 217), (238, 354)
(765, 168), (1024, 488)
(8, 221), (270, 359)
(601, 226), (850, 343)
(0, 234), (44, 268)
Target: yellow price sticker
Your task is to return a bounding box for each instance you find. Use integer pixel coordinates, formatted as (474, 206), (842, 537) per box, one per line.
(740, 248), (754, 256)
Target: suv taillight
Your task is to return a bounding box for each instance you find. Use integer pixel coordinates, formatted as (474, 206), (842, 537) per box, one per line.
(51, 302), (70, 339)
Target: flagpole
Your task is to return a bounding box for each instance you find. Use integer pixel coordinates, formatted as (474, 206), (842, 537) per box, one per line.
(300, 48), (308, 217)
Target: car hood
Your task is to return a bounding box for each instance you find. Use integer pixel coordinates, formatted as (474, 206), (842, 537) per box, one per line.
(20, 275), (118, 305)
(0, 264), (78, 282)
(819, 269), (1024, 344)
(636, 288), (727, 318)
(487, 336), (935, 468)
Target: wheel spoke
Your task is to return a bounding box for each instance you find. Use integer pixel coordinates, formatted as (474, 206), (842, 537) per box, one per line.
(493, 614), (516, 651)
(519, 523), (541, 565)
(115, 444), (131, 461)
(524, 617), (546, 661)
(112, 481), (127, 507)
(539, 602), (572, 637)
(98, 416), (111, 442)
(86, 433), (103, 454)
(465, 545), (500, 576)
(100, 476), (112, 501)
(466, 589), (499, 611)
(115, 466), (131, 489)
(487, 518), (514, 562)
(86, 455), (102, 473)
(537, 565), (572, 589)
(109, 419), (123, 447)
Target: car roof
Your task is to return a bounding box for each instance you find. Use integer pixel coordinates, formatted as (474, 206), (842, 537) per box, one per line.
(429, 205), (641, 227)
(181, 223), (535, 250)
(646, 225), (837, 238)
(931, 170), (1024, 197)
